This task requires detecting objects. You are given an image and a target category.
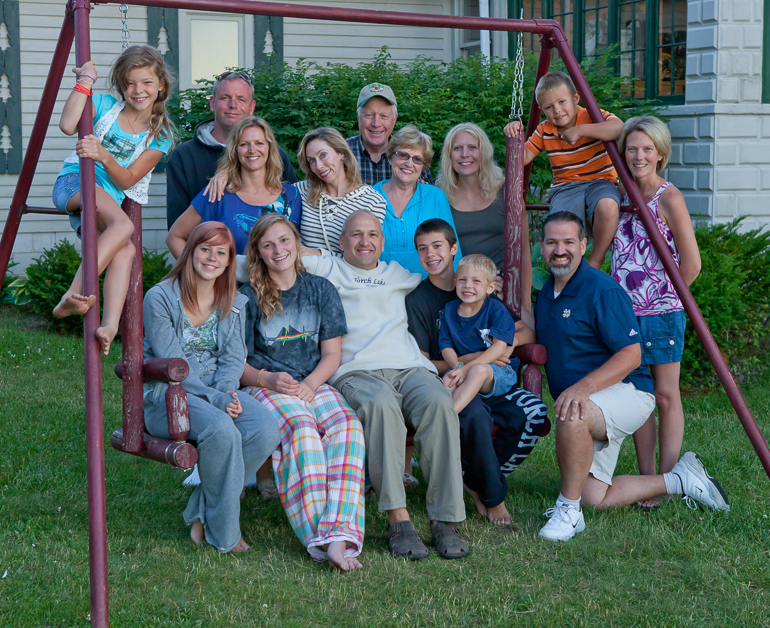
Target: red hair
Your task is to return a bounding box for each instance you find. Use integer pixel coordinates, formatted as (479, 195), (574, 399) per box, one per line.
(164, 221), (237, 318)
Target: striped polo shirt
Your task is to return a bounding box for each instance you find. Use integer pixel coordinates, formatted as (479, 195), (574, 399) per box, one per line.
(526, 106), (620, 186)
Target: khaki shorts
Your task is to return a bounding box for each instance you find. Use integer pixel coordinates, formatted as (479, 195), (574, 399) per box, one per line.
(588, 382), (656, 485)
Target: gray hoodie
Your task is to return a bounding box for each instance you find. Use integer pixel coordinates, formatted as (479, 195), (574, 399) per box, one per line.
(143, 279), (248, 411)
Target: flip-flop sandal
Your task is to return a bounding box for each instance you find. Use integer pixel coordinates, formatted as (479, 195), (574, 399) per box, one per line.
(257, 478), (279, 500)
(387, 520), (429, 560)
(403, 472), (420, 488)
(430, 521), (470, 560)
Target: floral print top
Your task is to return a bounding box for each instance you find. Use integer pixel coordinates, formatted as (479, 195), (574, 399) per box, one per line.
(611, 182), (683, 316)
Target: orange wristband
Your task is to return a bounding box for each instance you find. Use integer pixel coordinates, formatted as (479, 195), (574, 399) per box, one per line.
(73, 83), (93, 96)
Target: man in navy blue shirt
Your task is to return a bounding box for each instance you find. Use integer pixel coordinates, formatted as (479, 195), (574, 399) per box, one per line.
(535, 212), (729, 542)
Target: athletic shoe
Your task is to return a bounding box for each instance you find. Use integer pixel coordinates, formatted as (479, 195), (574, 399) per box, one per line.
(672, 452), (730, 512)
(538, 501), (585, 542)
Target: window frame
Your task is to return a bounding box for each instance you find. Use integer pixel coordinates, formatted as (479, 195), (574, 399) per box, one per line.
(507, 0), (686, 104)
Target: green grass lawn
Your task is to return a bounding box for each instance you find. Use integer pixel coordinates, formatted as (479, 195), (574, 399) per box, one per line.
(1, 304), (769, 627)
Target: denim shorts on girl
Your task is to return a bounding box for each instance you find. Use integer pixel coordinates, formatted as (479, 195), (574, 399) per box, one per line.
(480, 362), (517, 398)
(52, 172), (105, 235)
(637, 310), (686, 366)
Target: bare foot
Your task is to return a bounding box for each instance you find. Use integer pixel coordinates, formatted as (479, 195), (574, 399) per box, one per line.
(464, 483), (487, 518)
(95, 325), (118, 356)
(53, 293), (96, 319)
(230, 537), (251, 553)
(637, 499), (660, 509)
(485, 502), (512, 525)
(190, 521), (207, 546)
(326, 541), (363, 571)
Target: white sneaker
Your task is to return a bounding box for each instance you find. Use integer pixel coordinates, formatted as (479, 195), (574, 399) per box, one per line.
(538, 501), (585, 542)
(672, 452), (730, 512)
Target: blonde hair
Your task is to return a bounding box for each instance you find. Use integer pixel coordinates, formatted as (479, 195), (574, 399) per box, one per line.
(457, 254), (497, 284)
(245, 213), (306, 322)
(216, 117), (283, 194)
(618, 115), (672, 173)
(164, 222), (237, 319)
(108, 45), (175, 147)
(534, 71), (577, 104)
(386, 125), (434, 169)
(437, 122), (504, 206)
(297, 127), (363, 207)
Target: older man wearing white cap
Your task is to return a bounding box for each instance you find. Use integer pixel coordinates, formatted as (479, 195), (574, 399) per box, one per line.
(346, 82), (433, 186)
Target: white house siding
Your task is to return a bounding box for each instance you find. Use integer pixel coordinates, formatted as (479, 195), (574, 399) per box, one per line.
(282, 0), (454, 66)
(666, 0), (770, 229)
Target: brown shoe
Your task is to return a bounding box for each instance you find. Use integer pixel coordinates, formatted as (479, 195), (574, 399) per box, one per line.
(387, 520), (429, 560)
(430, 521), (469, 559)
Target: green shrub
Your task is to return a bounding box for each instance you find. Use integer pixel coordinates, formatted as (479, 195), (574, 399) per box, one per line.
(168, 47), (658, 202)
(682, 219), (770, 387)
(1, 259), (19, 304)
(16, 242), (172, 336)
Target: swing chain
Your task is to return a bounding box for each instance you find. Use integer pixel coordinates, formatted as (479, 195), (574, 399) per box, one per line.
(120, 4), (131, 50)
(509, 11), (525, 121)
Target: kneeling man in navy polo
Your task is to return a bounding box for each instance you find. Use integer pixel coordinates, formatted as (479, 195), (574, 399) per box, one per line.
(535, 211), (729, 542)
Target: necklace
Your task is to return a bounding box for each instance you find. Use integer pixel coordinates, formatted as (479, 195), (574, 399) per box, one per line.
(123, 111), (146, 139)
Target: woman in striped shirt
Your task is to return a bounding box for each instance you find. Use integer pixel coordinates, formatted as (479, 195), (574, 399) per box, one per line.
(296, 127), (387, 255)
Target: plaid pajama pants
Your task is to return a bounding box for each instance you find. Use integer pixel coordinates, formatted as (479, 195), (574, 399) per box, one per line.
(245, 384), (366, 561)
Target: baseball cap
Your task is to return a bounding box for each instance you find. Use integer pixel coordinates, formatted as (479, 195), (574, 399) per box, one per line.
(357, 83), (397, 108)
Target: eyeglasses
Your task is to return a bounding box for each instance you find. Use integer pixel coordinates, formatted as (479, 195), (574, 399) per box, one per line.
(393, 150), (425, 166)
(216, 71), (252, 84)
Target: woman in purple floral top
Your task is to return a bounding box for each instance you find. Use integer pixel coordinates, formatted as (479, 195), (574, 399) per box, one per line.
(611, 116), (701, 507)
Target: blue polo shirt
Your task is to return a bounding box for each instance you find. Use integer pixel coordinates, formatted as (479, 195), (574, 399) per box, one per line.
(535, 259), (654, 399)
(373, 181), (462, 277)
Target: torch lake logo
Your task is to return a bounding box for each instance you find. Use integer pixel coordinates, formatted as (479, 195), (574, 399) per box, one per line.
(562, 309), (571, 318)
(370, 83), (384, 92)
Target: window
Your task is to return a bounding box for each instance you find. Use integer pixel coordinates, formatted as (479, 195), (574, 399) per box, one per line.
(177, 11), (254, 90)
(460, 0), (483, 58)
(509, 0), (686, 102)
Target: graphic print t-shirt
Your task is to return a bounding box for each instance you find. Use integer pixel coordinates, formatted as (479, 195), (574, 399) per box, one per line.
(241, 272), (346, 380)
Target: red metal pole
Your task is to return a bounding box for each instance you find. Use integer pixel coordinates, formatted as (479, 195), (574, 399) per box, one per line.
(118, 0), (560, 33)
(73, 0), (110, 625)
(0, 12), (74, 291)
(553, 36), (770, 480)
(121, 198), (145, 454)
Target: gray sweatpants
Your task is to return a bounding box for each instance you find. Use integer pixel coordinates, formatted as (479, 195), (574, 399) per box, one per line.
(144, 390), (280, 552)
(335, 367), (465, 523)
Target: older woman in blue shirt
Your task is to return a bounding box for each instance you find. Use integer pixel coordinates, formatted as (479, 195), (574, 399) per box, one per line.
(373, 125), (462, 276)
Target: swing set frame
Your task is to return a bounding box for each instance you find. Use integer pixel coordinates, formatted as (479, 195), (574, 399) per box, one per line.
(0, 1), (768, 626)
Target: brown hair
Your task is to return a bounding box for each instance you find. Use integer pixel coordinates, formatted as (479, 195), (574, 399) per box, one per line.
(245, 213), (306, 322)
(216, 116), (283, 194)
(108, 45), (175, 147)
(297, 127), (363, 207)
(386, 125), (434, 170)
(164, 221), (237, 318)
(534, 71), (578, 104)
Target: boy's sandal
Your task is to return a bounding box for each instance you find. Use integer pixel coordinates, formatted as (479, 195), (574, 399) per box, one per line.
(257, 478), (279, 500)
(430, 521), (470, 560)
(403, 472), (420, 488)
(387, 520), (429, 560)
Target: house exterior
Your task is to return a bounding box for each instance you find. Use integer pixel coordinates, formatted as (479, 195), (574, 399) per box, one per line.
(0, 0), (768, 271)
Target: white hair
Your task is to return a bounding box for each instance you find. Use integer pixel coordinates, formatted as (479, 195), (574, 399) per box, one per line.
(356, 103), (398, 119)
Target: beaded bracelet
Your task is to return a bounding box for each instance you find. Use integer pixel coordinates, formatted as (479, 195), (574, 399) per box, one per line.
(73, 83), (93, 96)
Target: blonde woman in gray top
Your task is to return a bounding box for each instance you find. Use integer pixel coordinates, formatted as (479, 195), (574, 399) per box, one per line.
(297, 127), (387, 255)
(438, 122), (533, 316)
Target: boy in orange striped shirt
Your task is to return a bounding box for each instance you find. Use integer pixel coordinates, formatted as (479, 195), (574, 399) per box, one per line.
(505, 71), (624, 268)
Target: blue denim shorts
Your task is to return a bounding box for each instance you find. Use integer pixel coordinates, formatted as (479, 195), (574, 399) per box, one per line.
(480, 363), (517, 398)
(52, 172), (105, 234)
(637, 310), (686, 366)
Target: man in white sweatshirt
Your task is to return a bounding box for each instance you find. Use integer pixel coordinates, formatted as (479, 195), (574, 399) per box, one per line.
(302, 210), (468, 561)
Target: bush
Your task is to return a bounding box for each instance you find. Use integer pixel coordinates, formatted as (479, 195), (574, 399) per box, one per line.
(168, 46), (659, 202)
(15, 241), (172, 336)
(682, 219), (770, 387)
(1, 259), (19, 304)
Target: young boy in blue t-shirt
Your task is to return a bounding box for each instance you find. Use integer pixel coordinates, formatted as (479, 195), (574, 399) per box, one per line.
(439, 254), (518, 413)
